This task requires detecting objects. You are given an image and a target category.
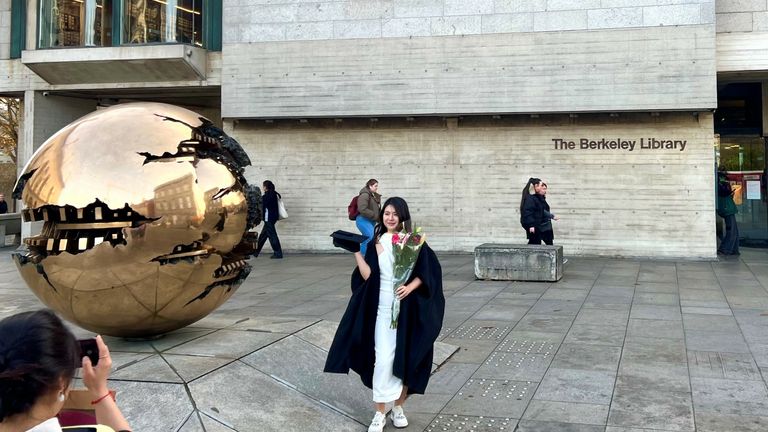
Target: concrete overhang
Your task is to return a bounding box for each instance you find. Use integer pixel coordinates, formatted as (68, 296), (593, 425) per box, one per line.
(21, 45), (207, 85)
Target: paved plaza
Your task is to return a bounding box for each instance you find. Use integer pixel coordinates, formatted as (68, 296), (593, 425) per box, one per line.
(3, 246), (768, 431)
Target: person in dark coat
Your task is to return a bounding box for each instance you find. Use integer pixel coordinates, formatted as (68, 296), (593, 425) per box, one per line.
(717, 168), (739, 255)
(521, 177), (558, 245)
(534, 182), (559, 245)
(0, 193), (7, 214)
(324, 197), (445, 432)
(255, 180), (283, 259)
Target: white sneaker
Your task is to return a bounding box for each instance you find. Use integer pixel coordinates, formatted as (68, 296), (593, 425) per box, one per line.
(368, 411), (386, 432)
(390, 405), (408, 428)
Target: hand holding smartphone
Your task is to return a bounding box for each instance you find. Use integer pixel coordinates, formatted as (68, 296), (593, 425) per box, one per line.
(78, 338), (99, 367)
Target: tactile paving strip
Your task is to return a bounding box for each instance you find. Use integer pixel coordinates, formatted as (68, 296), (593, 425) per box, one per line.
(426, 414), (516, 431)
(484, 351), (552, 368)
(446, 324), (513, 341)
(496, 339), (556, 354)
(443, 378), (533, 418)
(458, 378), (531, 401)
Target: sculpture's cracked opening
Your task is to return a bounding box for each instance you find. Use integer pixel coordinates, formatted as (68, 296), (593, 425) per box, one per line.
(21, 199), (154, 261)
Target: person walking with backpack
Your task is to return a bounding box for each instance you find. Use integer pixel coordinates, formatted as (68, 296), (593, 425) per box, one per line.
(356, 179), (381, 256)
(255, 180), (284, 259)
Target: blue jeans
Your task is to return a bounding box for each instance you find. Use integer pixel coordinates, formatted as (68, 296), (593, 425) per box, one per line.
(356, 215), (375, 256)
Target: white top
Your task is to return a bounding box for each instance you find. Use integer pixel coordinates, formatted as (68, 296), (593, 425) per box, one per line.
(26, 417), (116, 432)
(27, 418), (62, 432)
(378, 233), (395, 308)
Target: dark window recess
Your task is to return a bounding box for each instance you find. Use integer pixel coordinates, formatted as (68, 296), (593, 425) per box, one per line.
(716, 82), (763, 135)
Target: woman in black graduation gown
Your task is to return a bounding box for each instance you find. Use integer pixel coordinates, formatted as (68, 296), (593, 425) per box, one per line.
(324, 197), (445, 432)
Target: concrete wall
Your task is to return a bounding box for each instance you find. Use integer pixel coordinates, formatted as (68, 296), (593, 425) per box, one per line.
(717, 31), (768, 73)
(716, 0), (768, 33)
(224, 0), (715, 43)
(231, 112), (716, 259)
(222, 25), (716, 118)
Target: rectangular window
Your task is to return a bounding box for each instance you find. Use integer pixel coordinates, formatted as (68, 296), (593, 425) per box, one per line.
(124, 0), (202, 46)
(38, 0), (114, 48)
(11, 0), (26, 58)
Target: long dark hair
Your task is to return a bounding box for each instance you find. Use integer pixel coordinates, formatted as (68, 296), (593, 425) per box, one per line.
(263, 180), (281, 199)
(0, 309), (79, 421)
(374, 197), (412, 240)
(520, 177), (542, 213)
(365, 179), (378, 188)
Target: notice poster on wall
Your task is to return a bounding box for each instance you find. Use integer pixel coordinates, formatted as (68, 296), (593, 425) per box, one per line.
(747, 181), (761, 200)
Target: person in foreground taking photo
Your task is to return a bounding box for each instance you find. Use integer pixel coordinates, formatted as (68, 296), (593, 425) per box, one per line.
(325, 197), (445, 432)
(0, 309), (131, 432)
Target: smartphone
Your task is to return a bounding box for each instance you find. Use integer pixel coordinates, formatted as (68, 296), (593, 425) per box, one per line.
(78, 338), (99, 366)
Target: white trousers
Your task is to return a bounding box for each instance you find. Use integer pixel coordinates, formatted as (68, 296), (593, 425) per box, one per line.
(372, 280), (403, 403)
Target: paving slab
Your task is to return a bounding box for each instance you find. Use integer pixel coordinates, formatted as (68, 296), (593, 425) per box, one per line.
(189, 361), (362, 432)
(691, 377), (768, 417)
(177, 413), (204, 432)
(109, 354), (183, 383)
(534, 368), (615, 404)
(551, 343), (622, 372)
(565, 324), (626, 346)
(514, 314), (576, 333)
(627, 318), (684, 339)
(617, 362), (691, 392)
(574, 308), (629, 326)
(241, 335), (372, 422)
(162, 354), (233, 382)
(165, 329), (287, 358)
(106, 380), (194, 432)
(424, 362), (479, 395)
(608, 384), (695, 431)
(682, 313), (740, 332)
(629, 304), (682, 321)
(685, 330), (751, 353)
(621, 336), (688, 364)
(517, 420), (605, 431)
(694, 412), (768, 432)
(521, 400), (609, 425)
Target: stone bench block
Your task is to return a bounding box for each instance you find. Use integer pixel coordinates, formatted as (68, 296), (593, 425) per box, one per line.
(474, 243), (563, 282)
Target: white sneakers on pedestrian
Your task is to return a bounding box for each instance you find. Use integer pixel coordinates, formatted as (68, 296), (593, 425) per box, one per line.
(390, 405), (409, 428)
(368, 411), (386, 432)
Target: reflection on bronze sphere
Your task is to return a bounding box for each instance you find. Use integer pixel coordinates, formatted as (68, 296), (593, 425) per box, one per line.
(12, 103), (260, 337)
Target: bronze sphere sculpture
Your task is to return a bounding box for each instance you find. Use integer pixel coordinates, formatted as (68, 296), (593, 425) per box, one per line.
(12, 102), (260, 337)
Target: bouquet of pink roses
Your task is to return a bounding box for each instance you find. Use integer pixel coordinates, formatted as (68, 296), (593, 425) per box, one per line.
(390, 227), (427, 328)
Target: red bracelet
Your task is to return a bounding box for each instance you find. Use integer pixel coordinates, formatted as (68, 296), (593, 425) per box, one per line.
(90, 392), (114, 405)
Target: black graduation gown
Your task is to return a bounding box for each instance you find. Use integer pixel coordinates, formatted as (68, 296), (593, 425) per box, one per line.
(323, 241), (445, 396)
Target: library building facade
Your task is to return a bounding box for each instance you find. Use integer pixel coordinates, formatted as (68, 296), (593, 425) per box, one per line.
(1, 0), (767, 258)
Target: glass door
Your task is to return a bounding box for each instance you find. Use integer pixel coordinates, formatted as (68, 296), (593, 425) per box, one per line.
(718, 136), (768, 246)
